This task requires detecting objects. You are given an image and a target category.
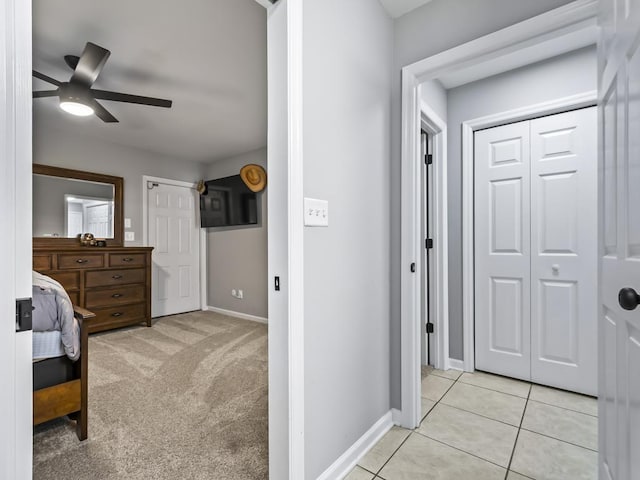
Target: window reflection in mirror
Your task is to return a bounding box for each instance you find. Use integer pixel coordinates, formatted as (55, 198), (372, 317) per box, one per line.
(33, 174), (115, 239)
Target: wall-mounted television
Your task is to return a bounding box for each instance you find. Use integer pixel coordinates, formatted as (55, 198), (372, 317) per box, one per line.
(200, 175), (258, 228)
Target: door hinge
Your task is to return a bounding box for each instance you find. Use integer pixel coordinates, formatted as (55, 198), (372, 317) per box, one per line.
(425, 154), (433, 165)
(16, 298), (33, 332)
(426, 322), (434, 334)
(425, 238), (433, 249)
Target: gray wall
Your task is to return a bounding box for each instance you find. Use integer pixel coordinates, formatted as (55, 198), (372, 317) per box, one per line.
(390, 0), (576, 408)
(33, 123), (206, 245)
(445, 46), (597, 359)
(302, 0), (393, 477)
(205, 148), (268, 319)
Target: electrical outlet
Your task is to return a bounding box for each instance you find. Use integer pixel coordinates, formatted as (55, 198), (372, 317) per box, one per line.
(124, 218), (132, 228)
(232, 289), (237, 297)
(237, 289), (243, 299)
(124, 231), (135, 241)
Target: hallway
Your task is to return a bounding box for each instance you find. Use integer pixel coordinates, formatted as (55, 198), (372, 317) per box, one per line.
(347, 367), (597, 479)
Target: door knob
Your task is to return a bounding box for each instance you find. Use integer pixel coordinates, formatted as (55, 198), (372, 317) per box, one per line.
(618, 287), (640, 311)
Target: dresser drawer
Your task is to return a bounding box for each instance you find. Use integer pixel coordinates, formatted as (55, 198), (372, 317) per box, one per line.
(47, 271), (80, 292)
(58, 253), (104, 270)
(88, 303), (146, 332)
(33, 254), (52, 272)
(109, 253), (146, 267)
(85, 285), (145, 309)
(68, 291), (80, 305)
(85, 268), (145, 288)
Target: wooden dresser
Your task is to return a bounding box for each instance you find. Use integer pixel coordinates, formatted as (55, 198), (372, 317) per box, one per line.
(33, 246), (153, 333)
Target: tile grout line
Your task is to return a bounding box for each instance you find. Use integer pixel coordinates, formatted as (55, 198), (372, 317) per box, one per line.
(456, 378), (530, 399)
(526, 397), (598, 418)
(369, 369), (461, 478)
(518, 427), (598, 453)
(438, 398), (524, 428)
(505, 383), (532, 479)
(412, 429), (512, 471)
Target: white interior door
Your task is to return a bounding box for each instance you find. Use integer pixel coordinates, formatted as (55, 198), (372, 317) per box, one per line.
(148, 182), (200, 317)
(530, 108), (597, 395)
(475, 109), (597, 394)
(598, 0), (640, 477)
(475, 121), (531, 381)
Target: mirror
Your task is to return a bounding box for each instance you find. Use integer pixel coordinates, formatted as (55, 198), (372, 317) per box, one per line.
(33, 164), (124, 247)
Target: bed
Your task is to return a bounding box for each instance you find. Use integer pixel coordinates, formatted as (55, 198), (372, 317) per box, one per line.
(32, 271), (94, 441)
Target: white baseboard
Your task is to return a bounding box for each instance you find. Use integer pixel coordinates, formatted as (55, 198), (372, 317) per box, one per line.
(448, 358), (464, 371)
(206, 306), (268, 324)
(317, 411), (393, 480)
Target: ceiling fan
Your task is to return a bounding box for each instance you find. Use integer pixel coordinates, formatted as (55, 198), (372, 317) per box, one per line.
(32, 42), (172, 123)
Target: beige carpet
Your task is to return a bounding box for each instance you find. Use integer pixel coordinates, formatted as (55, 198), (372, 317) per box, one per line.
(33, 311), (268, 480)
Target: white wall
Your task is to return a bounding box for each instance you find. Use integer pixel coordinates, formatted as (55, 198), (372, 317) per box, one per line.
(390, 0), (575, 409)
(205, 147), (268, 318)
(302, 0), (393, 477)
(33, 123), (206, 245)
(445, 45), (597, 360)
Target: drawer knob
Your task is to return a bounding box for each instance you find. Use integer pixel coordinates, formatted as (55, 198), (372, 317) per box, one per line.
(112, 293), (123, 298)
(111, 312), (123, 317)
(76, 259), (88, 264)
(112, 275), (123, 279)
(122, 257), (133, 262)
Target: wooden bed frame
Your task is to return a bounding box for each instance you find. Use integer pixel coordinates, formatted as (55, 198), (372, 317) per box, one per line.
(33, 306), (94, 441)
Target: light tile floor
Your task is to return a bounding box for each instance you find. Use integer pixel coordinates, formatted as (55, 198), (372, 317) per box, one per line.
(345, 367), (598, 480)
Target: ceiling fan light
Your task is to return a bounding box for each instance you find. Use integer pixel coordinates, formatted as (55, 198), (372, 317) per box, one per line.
(60, 100), (94, 117)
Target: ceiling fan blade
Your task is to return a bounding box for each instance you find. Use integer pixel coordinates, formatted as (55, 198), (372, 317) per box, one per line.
(91, 89), (172, 108)
(70, 42), (110, 87)
(32, 70), (61, 86)
(89, 99), (118, 123)
(33, 90), (59, 98)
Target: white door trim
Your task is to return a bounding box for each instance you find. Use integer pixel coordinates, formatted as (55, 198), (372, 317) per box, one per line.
(461, 91), (598, 372)
(141, 175), (207, 312)
(2, 0), (33, 476)
(286, 0), (305, 477)
(419, 101), (449, 372)
(399, 0), (598, 429)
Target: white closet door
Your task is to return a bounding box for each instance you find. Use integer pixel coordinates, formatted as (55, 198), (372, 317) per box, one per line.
(530, 107), (597, 396)
(475, 121), (531, 381)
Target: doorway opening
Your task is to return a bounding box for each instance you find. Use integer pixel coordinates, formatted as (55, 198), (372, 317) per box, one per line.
(400, 0), (599, 430)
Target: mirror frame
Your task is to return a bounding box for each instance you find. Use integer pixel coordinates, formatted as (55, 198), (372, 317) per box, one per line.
(33, 164), (124, 247)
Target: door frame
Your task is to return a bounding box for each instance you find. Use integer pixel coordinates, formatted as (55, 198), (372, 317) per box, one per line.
(461, 92), (598, 372)
(419, 102), (449, 371)
(399, 0), (598, 429)
(2, 0), (33, 476)
(142, 176), (207, 312)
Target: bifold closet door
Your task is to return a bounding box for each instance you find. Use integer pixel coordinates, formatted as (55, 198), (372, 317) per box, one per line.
(475, 107), (597, 395)
(475, 121), (532, 381)
(530, 107), (597, 396)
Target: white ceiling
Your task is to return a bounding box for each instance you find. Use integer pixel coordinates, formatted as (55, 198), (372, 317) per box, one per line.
(32, 0), (267, 163)
(378, 0), (434, 18)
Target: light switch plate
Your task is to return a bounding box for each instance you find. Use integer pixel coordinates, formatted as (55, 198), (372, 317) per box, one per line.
(125, 231), (135, 241)
(124, 218), (132, 228)
(304, 198), (329, 227)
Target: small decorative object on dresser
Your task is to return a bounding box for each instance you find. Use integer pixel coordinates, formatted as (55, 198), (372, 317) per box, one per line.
(33, 246), (153, 333)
